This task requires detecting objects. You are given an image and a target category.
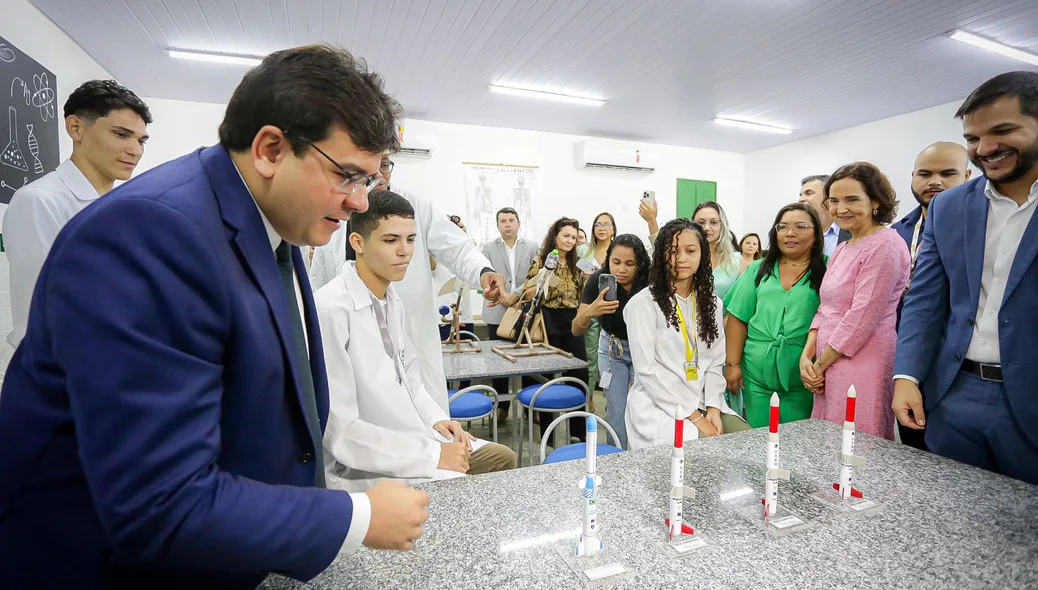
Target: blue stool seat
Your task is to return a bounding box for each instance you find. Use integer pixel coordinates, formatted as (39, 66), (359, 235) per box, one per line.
(449, 390), (494, 419)
(518, 384), (585, 409)
(544, 443), (624, 464)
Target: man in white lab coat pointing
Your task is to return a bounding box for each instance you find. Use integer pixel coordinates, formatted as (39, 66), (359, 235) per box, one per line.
(310, 156), (504, 413)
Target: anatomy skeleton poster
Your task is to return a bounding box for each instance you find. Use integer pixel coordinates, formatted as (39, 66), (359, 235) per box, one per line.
(461, 163), (538, 246)
(0, 34), (59, 207)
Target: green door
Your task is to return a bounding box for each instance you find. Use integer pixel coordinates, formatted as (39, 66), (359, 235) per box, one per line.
(676, 179), (717, 219)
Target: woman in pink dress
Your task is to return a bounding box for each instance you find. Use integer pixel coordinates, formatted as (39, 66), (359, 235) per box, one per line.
(800, 162), (910, 439)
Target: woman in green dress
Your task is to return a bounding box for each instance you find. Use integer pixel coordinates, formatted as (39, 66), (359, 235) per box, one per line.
(722, 204), (827, 427)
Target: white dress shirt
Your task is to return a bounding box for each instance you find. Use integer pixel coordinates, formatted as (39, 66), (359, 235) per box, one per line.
(3, 159), (99, 346)
(965, 179), (1038, 363)
(505, 240), (518, 286)
(236, 165), (371, 556)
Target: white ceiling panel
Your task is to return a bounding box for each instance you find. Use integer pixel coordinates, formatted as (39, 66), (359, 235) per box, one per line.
(25, 0), (1038, 152)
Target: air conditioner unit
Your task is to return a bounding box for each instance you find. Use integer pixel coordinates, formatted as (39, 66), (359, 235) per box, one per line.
(575, 139), (657, 173)
(396, 120), (436, 158)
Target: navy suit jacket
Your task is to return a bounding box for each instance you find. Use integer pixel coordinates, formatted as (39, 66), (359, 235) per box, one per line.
(0, 146), (353, 589)
(894, 177), (1038, 446)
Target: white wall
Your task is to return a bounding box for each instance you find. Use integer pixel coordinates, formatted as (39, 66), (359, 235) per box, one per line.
(0, 0), (113, 376)
(135, 97), (226, 173)
(392, 122), (746, 245)
(133, 100), (747, 244)
(742, 101), (966, 237)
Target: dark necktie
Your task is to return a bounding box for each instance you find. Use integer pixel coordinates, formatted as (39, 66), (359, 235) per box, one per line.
(276, 241), (325, 487)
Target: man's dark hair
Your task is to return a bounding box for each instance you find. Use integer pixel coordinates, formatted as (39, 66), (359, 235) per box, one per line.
(801, 174), (829, 186)
(956, 71), (1038, 120)
(350, 190), (415, 239)
(219, 44), (403, 156)
(496, 207), (519, 223)
(63, 80), (152, 124)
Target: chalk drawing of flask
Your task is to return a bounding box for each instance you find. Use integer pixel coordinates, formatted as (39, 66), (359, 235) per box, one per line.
(2, 107), (29, 172)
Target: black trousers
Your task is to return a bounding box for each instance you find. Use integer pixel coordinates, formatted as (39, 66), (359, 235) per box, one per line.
(539, 307), (590, 446)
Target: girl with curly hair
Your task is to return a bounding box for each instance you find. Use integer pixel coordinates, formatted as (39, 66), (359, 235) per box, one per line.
(624, 219), (748, 450)
(571, 234), (650, 449)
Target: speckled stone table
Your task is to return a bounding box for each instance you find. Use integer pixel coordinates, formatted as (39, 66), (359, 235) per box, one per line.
(442, 339), (588, 382)
(260, 419), (1038, 589)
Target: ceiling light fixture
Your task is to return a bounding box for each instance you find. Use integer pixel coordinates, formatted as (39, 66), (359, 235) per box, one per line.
(713, 117), (793, 134)
(489, 84), (605, 106)
(949, 30), (1038, 66)
(168, 49), (264, 67)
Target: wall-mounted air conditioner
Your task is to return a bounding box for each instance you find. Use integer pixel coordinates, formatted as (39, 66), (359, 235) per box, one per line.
(396, 120), (436, 158)
(575, 139), (657, 173)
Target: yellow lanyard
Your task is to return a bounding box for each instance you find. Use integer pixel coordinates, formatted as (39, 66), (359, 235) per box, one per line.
(674, 294), (699, 381)
(910, 215), (924, 270)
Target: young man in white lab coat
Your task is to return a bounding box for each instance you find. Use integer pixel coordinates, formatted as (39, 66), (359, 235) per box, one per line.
(3, 80), (151, 349)
(315, 190), (516, 492)
(309, 157), (505, 415)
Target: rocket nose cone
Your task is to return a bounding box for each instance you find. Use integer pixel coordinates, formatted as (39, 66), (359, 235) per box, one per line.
(586, 415), (598, 432)
(770, 392), (779, 406)
(674, 405), (685, 420)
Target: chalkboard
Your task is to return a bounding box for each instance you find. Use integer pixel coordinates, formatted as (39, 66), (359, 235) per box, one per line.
(0, 34), (59, 205)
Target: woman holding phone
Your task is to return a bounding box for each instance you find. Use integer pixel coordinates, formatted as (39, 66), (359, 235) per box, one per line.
(577, 212), (618, 397)
(624, 219), (748, 450)
(571, 234), (650, 449)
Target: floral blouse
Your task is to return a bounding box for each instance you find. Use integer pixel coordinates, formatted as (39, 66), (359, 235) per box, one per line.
(525, 255), (586, 310)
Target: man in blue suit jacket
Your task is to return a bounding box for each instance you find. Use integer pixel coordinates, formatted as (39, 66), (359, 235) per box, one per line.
(0, 45), (429, 589)
(890, 142), (971, 450)
(894, 71), (1038, 484)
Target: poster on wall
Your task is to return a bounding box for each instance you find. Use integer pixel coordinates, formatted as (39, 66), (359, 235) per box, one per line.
(0, 34), (59, 218)
(461, 162), (538, 247)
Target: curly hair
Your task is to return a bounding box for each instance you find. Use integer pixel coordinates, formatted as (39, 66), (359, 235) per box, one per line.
(605, 233), (650, 291)
(648, 219), (719, 344)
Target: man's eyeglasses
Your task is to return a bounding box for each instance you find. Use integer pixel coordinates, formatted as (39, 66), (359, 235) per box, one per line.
(297, 136), (384, 194)
(775, 222), (815, 234)
(380, 159), (395, 174)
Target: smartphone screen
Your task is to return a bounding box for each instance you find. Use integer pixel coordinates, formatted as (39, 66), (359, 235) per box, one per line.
(599, 273), (618, 302)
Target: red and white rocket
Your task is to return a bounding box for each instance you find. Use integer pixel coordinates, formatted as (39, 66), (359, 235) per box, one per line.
(665, 405), (696, 540)
(763, 393), (790, 517)
(833, 385), (865, 499)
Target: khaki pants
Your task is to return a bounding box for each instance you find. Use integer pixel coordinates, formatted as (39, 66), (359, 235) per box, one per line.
(469, 442), (517, 475)
(721, 413), (752, 434)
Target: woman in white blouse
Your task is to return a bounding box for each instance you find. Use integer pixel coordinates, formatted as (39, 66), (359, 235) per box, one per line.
(624, 218), (749, 450)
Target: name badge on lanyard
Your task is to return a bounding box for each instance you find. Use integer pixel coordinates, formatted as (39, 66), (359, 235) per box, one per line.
(370, 294), (407, 388)
(674, 295), (699, 381)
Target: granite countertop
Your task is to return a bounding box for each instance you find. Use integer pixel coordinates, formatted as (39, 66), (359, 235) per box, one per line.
(443, 339), (588, 381)
(261, 419), (1038, 589)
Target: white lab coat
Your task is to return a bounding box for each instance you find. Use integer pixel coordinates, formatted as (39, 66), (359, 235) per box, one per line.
(315, 262), (472, 492)
(623, 290), (738, 450)
(310, 188), (492, 413)
(3, 159), (99, 347)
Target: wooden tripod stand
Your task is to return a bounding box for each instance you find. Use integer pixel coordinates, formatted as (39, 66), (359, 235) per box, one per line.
(441, 290), (480, 353)
(491, 298), (572, 363)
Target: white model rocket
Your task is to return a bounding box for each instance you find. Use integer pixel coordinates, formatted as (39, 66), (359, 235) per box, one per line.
(665, 405), (696, 539)
(833, 385), (865, 499)
(576, 415), (604, 557)
(763, 393), (790, 517)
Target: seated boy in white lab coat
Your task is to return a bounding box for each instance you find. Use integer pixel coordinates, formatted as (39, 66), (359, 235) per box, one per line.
(315, 190), (516, 492)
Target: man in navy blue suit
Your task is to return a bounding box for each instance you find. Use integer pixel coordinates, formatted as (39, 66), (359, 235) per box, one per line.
(0, 45), (429, 589)
(894, 71), (1038, 484)
(890, 141), (971, 450)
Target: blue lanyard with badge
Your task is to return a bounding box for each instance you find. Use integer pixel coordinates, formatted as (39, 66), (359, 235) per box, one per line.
(674, 294), (699, 381)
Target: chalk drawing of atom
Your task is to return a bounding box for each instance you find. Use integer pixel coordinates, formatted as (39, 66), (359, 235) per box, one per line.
(32, 73), (56, 121)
